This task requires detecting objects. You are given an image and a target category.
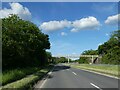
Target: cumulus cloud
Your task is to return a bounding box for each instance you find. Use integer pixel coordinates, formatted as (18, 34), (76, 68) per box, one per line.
(72, 16), (100, 32)
(61, 32), (67, 36)
(70, 28), (78, 32)
(0, 3), (31, 20)
(40, 16), (100, 33)
(40, 20), (71, 32)
(105, 14), (120, 25)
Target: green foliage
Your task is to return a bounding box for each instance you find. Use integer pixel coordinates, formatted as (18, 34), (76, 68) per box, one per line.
(2, 67), (40, 85)
(79, 30), (120, 65)
(57, 57), (68, 63)
(2, 15), (51, 70)
(51, 57), (59, 64)
(82, 49), (98, 55)
(98, 30), (120, 64)
(46, 52), (52, 63)
(78, 49), (98, 64)
(101, 46), (120, 64)
(1, 65), (53, 89)
(52, 57), (71, 63)
(78, 57), (89, 64)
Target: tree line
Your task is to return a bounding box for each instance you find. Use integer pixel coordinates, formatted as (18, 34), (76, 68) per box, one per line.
(52, 57), (72, 64)
(78, 30), (120, 65)
(98, 30), (120, 64)
(2, 15), (52, 70)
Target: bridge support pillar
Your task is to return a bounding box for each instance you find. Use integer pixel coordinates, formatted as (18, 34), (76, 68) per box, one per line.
(91, 55), (94, 64)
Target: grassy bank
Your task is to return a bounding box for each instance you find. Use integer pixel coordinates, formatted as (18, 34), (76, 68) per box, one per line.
(1, 67), (41, 85)
(1, 65), (53, 89)
(64, 63), (120, 77)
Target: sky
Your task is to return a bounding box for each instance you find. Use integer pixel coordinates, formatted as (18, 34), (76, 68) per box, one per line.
(1, 2), (119, 56)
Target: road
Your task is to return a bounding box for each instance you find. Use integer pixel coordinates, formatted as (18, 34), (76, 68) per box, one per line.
(35, 64), (119, 89)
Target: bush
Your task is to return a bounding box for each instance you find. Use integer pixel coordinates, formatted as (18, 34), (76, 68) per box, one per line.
(78, 58), (89, 64)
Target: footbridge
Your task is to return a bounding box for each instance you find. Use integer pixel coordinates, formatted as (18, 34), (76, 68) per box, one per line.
(53, 55), (102, 64)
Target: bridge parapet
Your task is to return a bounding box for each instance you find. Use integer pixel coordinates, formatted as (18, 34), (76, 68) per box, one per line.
(53, 55), (100, 58)
(80, 55), (99, 57)
(53, 54), (102, 64)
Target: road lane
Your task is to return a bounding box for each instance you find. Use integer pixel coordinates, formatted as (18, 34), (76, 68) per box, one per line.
(35, 64), (119, 89)
(70, 67), (119, 88)
(42, 64), (93, 88)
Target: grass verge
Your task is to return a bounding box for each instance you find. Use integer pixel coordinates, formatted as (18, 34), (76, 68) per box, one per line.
(1, 65), (53, 89)
(64, 63), (120, 78)
(1, 67), (42, 85)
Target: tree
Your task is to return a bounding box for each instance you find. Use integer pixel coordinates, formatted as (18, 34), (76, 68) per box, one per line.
(82, 49), (98, 55)
(46, 52), (52, 63)
(98, 30), (120, 64)
(78, 57), (89, 64)
(78, 49), (98, 64)
(52, 57), (70, 63)
(101, 46), (120, 64)
(2, 15), (50, 70)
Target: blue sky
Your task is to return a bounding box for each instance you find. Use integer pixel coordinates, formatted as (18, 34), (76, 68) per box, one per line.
(1, 2), (119, 56)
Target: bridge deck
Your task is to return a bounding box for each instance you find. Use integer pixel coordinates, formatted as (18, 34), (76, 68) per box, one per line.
(53, 55), (100, 58)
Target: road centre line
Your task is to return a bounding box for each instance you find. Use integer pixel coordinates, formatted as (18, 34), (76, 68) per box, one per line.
(72, 72), (77, 75)
(66, 68), (77, 76)
(72, 67), (119, 80)
(90, 83), (102, 90)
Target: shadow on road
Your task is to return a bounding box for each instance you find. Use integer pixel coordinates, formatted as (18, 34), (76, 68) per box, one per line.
(47, 74), (53, 79)
(34, 65), (71, 80)
(46, 65), (71, 79)
(52, 65), (71, 72)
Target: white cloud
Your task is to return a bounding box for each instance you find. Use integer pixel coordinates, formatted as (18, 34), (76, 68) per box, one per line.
(40, 16), (100, 33)
(105, 33), (109, 36)
(72, 16), (100, 31)
(0, 3), (31, 20)
(105, 14), (120, 25)
(61, 32), (67, 36)
(40, 20), (71, 32)
(70, 28), (78, 32)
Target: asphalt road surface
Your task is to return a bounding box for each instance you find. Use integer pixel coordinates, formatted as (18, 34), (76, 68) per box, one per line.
(35, 64), (119, 89)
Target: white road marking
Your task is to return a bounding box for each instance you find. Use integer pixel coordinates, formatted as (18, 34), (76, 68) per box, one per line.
(39, 67), (55, 88)
(48, 71), (52, 74)
(39, 76), (48, 88)
(90, 83), (102, 90)
(67, 69), (70, 71)
(72, 72), (77, 75)
(75, 68), (119, 80)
